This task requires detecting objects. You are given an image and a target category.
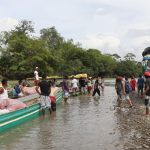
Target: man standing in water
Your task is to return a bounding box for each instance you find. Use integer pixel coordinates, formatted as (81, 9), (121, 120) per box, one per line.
(36, 73), (52, 116)
(115, 76), (133, 108)
(115, 76), (123, 107)
(71, 76), (78, 96)
(124, 77), (133, 108)
(92, 77), (101, 96)
(79, 77), (86, 94)
(62, 76), (70, 103)
(34, 67), (40, 86)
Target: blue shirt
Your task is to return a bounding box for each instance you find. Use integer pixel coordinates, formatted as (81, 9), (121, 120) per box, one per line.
(137, 77), (144, 86)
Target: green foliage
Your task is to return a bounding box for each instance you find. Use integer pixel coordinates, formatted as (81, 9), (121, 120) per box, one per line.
(0, 20), (143, 79)
(40, 26), (63, 50)
(114, 60), (142, 77)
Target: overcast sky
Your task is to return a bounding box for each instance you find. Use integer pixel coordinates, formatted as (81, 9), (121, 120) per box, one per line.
(1, 0), (150, 61)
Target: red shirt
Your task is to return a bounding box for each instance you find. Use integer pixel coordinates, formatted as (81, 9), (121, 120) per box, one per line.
(130, 79), (136, 90)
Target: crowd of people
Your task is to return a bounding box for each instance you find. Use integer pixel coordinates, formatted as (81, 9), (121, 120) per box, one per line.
(115, 74), (150, 115)
(62, 76), (105, 103)
(1, 66), (150, 117)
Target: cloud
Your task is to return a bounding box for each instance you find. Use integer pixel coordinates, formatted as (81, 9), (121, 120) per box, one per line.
(95, 7), (110, 16)
(121, 25), (150, 60)
(127, 29), (150, 38)
(1, 0), (150, 61)
(0, 18), (18, 32)
(82, 34), (120, 54)
(133, 36), (150, 47)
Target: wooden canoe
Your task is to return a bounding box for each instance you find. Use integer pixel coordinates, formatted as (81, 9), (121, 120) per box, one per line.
(0, 89), (63, 133)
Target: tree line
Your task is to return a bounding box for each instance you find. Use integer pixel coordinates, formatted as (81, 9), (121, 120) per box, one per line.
(0, 20), (142, 79)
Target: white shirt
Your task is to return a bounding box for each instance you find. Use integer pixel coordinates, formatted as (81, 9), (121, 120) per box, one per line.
(0, 88), (8, 101)
(72, 79), (78, 88)
(34, 70), (39, 80)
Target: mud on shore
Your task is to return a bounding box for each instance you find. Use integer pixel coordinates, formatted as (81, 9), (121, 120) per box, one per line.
(115, 92), (150, 150)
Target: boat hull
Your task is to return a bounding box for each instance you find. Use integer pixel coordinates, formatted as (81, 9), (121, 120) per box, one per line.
(0, 91), (63, 133)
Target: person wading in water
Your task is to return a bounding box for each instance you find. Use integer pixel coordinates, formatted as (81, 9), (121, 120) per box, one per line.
(92, 77), (101, 96)
(115, 76), (123, 107)
(36, 73), (52, 117)
(115, 76), (133, 108)
(62, 76), (70, 103)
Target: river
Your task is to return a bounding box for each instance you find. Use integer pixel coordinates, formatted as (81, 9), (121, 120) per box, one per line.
(0, 85), (128, 150)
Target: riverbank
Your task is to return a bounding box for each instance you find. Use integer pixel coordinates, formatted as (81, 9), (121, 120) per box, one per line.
(116, 92), (150, 150)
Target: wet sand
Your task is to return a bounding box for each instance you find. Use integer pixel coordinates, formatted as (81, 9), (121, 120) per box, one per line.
(0, 86), (150, 150)
(116, 92), (150, 150)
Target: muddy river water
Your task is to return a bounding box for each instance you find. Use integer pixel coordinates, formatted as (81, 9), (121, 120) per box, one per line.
(0, 86), (137, 150)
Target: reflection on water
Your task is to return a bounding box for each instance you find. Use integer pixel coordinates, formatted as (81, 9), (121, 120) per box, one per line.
(0, 86), (125, 150)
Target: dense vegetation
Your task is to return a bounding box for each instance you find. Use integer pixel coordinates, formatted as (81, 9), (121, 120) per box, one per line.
(0, 20), (142, 79)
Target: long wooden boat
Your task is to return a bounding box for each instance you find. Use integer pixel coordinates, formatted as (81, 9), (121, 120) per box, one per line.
(0, 89), (63, 133)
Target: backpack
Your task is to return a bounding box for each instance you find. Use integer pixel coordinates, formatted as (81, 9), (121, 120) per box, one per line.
(125, 81), (132, 93)
(14, 85), (21, 94)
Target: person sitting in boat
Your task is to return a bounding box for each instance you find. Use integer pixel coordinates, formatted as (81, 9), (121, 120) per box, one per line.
(0, 79), (10, 114)
(21, 80), (37, 95)
(12, 80), (24, 98)
(0, 79), (26, 112)
(0, 79), (9, 101)
(51, 78), (56, 87)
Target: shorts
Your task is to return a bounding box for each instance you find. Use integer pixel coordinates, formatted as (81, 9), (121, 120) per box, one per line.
(72, 87), (77, 91)
(39, 95), (51, 109)
(121, 94), (130, 100)
(145, 95), (150, 106)
(87, 86), (92, 91)
(116, 90), (122, 99)
(34, 80), (40, 86)
(81, 87), (86, 92)
(132, 87), (135, 91)
(145, 95), (150, 99)
(125, 94), (130, 100)
(64, 91), (69, 98)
